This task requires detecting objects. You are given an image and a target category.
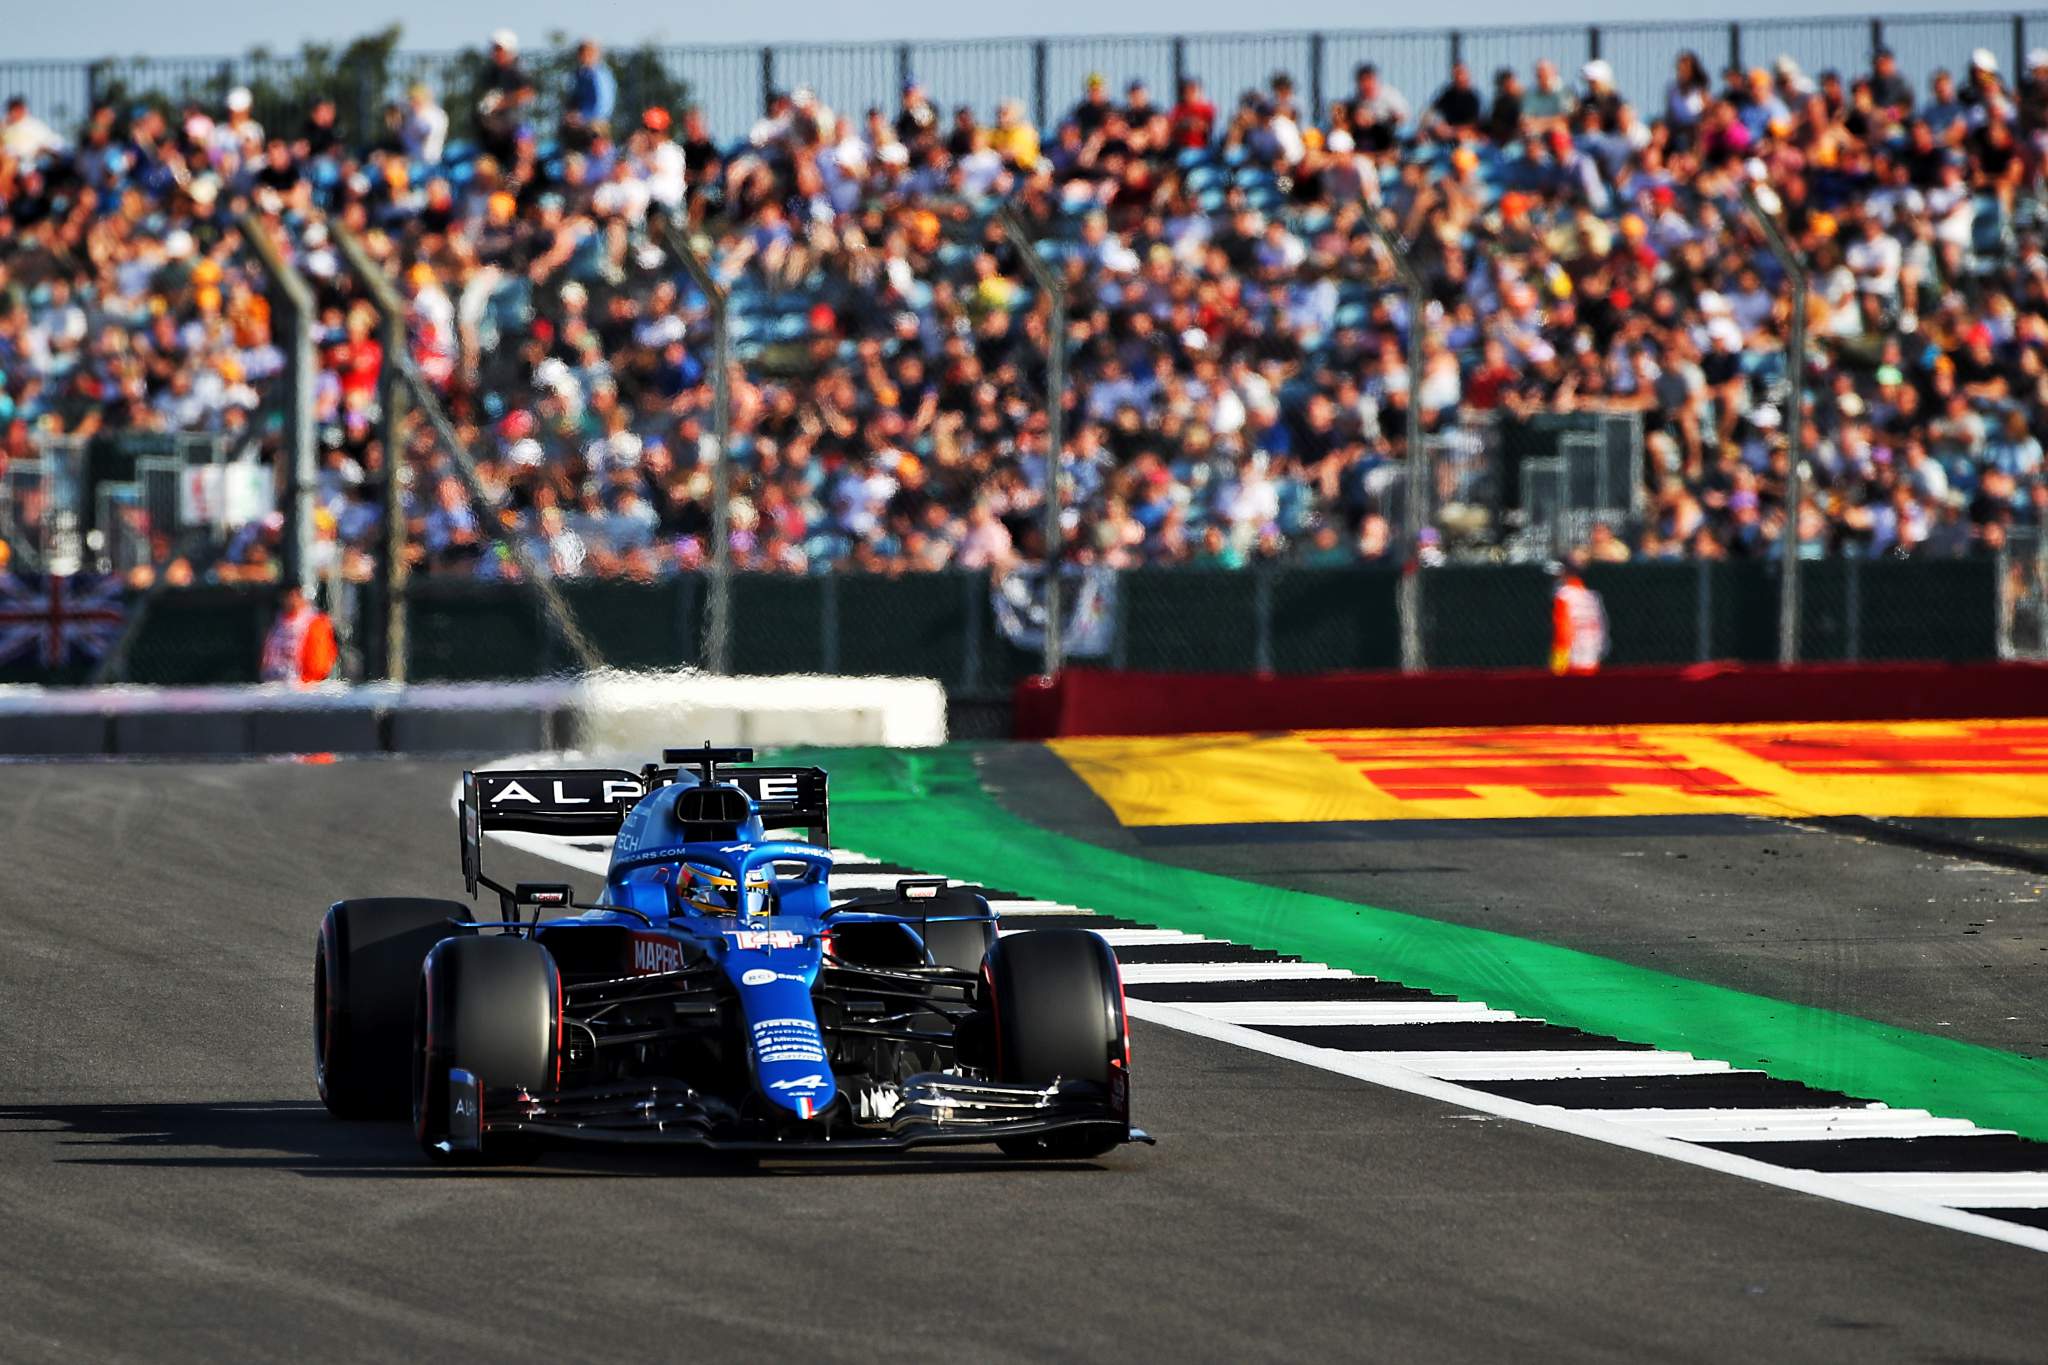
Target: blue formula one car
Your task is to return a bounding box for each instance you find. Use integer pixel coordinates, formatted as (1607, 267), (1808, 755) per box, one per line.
(313, 746), (1145, 1162)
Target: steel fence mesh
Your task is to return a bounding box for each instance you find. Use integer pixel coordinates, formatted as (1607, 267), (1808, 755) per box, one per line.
(2003, 531), (2048, 659)
(6, 11), (2043, 144)
(1581, 562), (1708, 667)
(1853, 557), (2003, 663)
(1604, 25), (1731, 111)
(909, 41), (1040, 130)
(1181, 34), (1318, 117)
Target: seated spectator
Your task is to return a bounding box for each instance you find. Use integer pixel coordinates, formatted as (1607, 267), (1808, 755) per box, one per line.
(1170, 78), (1216, 149)
(1427, 63), (1483, 142)
(401, 85), (448, 165)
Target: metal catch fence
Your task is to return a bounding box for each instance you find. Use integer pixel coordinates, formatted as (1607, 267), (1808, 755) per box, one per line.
(9, 12), (2048, 147)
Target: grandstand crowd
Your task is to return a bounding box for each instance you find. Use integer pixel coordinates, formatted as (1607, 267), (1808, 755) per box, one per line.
(3, 26), (2048, 584)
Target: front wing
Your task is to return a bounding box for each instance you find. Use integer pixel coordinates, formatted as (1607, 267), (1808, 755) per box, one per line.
(442, 1069), (1152, 1155)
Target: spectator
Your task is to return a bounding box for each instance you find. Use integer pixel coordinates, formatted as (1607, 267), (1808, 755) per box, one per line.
(1170, 77), (1216, 149)
(3, 95), (63, 161)
(476, 28), (534, 162)
(1666, 50), (1711, 144)
(1347, 63), (1409, 153)
(989, 100), (1040, 169)
(401, 84), (448, 165)
(1427, 62), (1483, 142)
(1487, 68), (1525, 145)
(1523, 58), (1576, 133)
(564, 39), (617, 149)
(1870, 46), (1915, 115)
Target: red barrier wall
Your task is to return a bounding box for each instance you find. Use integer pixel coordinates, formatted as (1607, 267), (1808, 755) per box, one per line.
(1014, 662), (2048, 738)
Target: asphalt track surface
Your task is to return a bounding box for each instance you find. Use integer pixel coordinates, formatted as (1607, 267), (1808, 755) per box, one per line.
(2, 759), (2045, 1362)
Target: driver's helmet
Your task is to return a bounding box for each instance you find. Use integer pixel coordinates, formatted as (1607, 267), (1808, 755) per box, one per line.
(676, 860), (772, 917)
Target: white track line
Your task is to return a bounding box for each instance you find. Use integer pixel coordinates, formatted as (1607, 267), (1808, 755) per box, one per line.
(1346, 1050), (1732, 1081)
(490, 816), (2048, 1255)
(1125, 999), (2048, 1254)
(1830, 1173), (2048, 1208)
(1594, 1109), (2003, 1142)
(487, 829), (612, 876)
(829, 873), (940, 891)
(1176, 1001), (1526, 1026)
(999, 928), (1215, 946)
(1115, 961), (1350, 984)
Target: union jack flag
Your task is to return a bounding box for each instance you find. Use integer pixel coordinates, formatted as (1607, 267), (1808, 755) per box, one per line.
(0, 573), (127, 670)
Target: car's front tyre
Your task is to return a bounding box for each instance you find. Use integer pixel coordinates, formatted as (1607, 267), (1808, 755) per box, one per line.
(982, 928), (1130, 1158)
(413, 934), (561, 1162)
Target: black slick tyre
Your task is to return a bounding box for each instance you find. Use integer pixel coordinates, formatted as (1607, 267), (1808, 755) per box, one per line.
(983, 928), (1129, 1158)
(314, 898), (472, 1119)
(413, 934), (561, 1162)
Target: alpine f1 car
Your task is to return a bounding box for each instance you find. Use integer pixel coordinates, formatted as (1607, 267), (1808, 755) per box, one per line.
(313, 746), (1146, 1161)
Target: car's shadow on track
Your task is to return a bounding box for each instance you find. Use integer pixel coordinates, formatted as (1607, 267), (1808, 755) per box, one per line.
(0, 1100), (1114, 1179)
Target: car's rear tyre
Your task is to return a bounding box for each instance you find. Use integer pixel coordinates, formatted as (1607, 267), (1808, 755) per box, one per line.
(413, 934), (561, 1162)
(984, 928), (1129, 1158)
(315, 898), (472, 1119)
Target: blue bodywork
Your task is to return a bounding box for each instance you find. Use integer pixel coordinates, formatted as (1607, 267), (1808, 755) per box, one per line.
(530, 768), (981, 1124)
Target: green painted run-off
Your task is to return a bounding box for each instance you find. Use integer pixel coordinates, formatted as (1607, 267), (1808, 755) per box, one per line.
(783, 744), (2048, 1142)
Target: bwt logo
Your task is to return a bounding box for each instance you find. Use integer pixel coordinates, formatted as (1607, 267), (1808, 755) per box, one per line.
(631, 936), (684, 974)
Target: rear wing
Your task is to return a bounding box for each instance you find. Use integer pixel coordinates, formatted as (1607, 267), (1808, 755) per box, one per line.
(458, 763), (830, 896)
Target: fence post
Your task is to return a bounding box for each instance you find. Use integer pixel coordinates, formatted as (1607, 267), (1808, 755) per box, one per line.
(236, 212), (317, 597)
(1172, 37), (1187, 107)
(820, 572), (841, 673)
(759, 46), (776, 121)
(1588, 26), (1602, 62)
(1870, 19), (1885, 65)
(995, 201), (1068, 679)
(2016, 15), (2028, 95)
(1845, 555), (1862, 662)
(1253, 568), (1274, 673)
(1308, 33), (1325, 125)
(664, 226), (734, 675)
(406, 356), (603, 673)
(1449, 30), (1463, 74)
(328, 220), (409, 681)
(1695, 557), (1713, 662)
(329, 223), (599, 673)
(2038, 537), (2048, 659)
(960, 570), (983, 694)
(1729, 22), (1742, 74)
(1364, 207), (1429, 673)
(355, 67), (375, 150)
(1740, 182), (1808, 667)
(896, 43), (913, 100)
(86, 61), (106, 111)
(1032, 41), (1049, 137)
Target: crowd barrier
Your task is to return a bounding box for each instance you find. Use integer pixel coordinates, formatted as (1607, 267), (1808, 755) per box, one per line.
(1013, 660), (2048, 739)
(70, 558), (2003, 696)
(0, 672), (947, 757)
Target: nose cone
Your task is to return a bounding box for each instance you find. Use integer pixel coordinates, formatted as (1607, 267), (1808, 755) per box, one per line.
(724, 930), (835, 1120)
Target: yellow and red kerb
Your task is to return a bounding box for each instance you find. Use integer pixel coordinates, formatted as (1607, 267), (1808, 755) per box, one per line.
(1051, 720), (2048, 826)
